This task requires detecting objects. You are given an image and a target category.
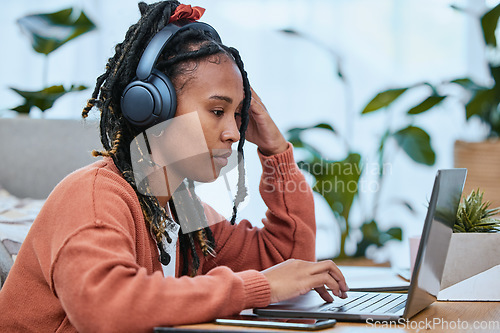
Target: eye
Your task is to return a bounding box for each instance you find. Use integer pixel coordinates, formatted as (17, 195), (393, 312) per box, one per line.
(234, 112), (241, 119)
(212, 109), (224, 117)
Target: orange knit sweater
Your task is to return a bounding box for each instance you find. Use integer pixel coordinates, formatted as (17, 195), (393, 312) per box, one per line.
(0, 144), (315, 332)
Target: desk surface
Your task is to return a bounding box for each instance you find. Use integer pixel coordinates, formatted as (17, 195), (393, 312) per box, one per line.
(174, 259), (500, 332)
(176, 301), (500, 332)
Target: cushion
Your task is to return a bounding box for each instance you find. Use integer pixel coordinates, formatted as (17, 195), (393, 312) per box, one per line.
(0, 185), (45, 261)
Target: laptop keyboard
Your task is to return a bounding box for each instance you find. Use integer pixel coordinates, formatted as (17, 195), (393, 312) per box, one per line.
(321, 292), (407, 314)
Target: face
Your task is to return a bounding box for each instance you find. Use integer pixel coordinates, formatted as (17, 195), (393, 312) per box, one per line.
(147, 53), (244, 189)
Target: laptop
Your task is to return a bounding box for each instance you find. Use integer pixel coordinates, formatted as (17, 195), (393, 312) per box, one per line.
(254, 168), (467, 322)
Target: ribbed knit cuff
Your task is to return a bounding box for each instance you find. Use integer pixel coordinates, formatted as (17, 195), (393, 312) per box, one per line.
(236, 270), (271, 309)
(258, 142), (301, 182)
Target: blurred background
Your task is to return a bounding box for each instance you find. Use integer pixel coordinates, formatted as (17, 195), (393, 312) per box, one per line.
(1, 0), (498, 268)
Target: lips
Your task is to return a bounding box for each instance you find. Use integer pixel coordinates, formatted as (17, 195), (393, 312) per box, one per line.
(212, 151), (232, 168)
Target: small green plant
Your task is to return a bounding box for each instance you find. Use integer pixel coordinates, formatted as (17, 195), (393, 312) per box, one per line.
(454, 189), (500, 232)
(9, 7), (96, 114)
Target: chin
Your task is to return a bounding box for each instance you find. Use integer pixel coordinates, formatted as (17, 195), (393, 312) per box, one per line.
(178, 154), (221, 183)
(190, 167), (221, 183)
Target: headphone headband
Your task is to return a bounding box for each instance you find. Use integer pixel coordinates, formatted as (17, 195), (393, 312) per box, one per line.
(136, 21), (222, 81)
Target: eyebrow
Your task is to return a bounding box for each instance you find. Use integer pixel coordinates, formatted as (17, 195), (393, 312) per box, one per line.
(209, 95), (233, 104)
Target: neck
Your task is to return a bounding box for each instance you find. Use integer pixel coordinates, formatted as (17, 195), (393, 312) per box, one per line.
(149, 164), (184, 207)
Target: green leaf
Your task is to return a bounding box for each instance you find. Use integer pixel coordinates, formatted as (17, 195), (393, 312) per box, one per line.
(481, 3), (500, 47)
(362, 88), (408, 114)
(465, 88), (496, 120)
(407, 95), (446, 115)
(490, 65), (500, 87)
(279, 28), (299, 35)
(451, 78), (474, 88)
(451, 78), (486, 90)
(450, 4), (466, 12)
(386, 227), (403, 241)
(288, 123), (336, 135)
(354, 221), (403, 257)
(287, 123), (337, 160)
(396, 200), (416, 215)
(17, 8), (96, 55)
(393, 126), (436, 166)
(10, 84), (87, 113)
(314, 123), (336, 132)
(301, 153), (361, 224)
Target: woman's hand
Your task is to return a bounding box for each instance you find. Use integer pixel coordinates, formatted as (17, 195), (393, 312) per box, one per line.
(242, 87), (289, 156)
(262, 259), (349, 304)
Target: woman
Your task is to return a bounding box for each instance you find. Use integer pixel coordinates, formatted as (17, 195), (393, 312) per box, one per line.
(0, 1), (348, 332)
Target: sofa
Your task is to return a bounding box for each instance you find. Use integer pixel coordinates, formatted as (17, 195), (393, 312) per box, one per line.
(0, 117), (102, 286)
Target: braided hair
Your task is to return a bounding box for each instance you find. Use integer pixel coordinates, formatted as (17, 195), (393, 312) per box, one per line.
(82, 1), (251, 276)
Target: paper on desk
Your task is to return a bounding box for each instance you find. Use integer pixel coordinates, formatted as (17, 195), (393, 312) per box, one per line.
(336, 266), (410, 292)
(438, 264), (500, 301)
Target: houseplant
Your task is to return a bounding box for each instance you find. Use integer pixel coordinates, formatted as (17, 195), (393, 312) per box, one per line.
(280, 29), (424, 259)
(451, 3), (500, 211)
(8, 7), (96, 115)
(439, 189), (500, 301)
(357, 3), (500, 210)
(453, 189), (500, 233)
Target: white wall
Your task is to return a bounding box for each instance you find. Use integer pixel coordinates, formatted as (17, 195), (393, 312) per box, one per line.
(0, 0), (493, 266)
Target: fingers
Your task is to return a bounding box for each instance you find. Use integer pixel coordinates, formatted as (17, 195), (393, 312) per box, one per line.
(314, 286), (334, 303)
(262, 259), (350, 304)
(249, 86), (268, 115)
(311, 271), (347, 299)
(309, 260), (349, 294)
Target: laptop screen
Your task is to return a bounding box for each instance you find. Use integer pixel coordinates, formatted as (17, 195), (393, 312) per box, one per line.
(404, 169), (466, 319)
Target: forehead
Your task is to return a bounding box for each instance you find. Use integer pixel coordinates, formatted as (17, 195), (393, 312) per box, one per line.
(176, 54), (244, 99)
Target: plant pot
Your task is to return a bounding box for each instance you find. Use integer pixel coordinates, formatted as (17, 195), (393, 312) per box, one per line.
(438, 233), (500, 301)
(454, 139), (500, 212)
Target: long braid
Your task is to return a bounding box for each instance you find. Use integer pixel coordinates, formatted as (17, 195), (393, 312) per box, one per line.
(224, 46), (251, 225)
(171, 182), (203, 276)
(186, 179), (216, 257)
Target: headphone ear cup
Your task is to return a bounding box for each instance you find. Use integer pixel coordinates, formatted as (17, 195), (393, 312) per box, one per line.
(121, 69), (177, 128)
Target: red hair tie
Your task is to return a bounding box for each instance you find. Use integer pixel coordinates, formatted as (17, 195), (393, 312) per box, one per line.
(169, 4), (206, 24)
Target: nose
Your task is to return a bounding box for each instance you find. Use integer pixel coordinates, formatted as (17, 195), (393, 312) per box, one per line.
(221, 118), (240, 143)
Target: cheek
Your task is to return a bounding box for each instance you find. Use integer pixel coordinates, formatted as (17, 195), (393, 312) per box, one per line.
(197, 114), (220, 145)
(150, 111), (211, 164)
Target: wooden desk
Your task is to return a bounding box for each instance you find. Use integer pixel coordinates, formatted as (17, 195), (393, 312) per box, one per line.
(173, 259), (499, 332)
(176, 301), (500, 332)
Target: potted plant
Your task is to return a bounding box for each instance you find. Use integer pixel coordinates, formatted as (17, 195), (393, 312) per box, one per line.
(0, 8), (100, 199)
(358, 3), (500, 211)
(452, 3), (500, 212)
(439, 189), (500, 301)
(6, 7), (96, 116)
(280, 29), (424, 260)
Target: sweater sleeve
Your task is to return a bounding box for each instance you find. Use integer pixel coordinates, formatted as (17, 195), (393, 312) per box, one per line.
(52, 227), (269, 332)
(49, 167), (270, 332)
(204, 142), (316, 273)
